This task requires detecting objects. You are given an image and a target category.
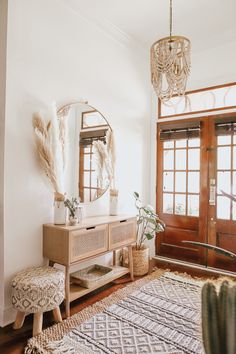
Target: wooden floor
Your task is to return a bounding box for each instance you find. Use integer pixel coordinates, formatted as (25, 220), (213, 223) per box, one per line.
(0, 263), (218, 354)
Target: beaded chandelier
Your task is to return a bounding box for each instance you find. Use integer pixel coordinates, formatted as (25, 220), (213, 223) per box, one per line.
(150, 0), (191, 102)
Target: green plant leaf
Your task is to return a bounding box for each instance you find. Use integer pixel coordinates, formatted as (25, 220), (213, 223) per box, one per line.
(145, 232), (154, 240)
(133, 191), (139, 199)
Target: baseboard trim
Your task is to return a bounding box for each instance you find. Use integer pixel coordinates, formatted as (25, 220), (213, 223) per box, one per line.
(153, 255), (236, 278)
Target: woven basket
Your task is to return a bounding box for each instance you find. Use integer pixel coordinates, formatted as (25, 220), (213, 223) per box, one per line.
(70, 265), (113, 289)
(132, 245), (149, 276)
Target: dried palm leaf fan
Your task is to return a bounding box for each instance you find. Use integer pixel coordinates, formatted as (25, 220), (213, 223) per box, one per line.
(151, 0), (191, 101)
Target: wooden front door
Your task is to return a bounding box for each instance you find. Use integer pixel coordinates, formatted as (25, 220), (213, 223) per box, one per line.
(207, 116), (236, 271)
(156, 114), (236, 272)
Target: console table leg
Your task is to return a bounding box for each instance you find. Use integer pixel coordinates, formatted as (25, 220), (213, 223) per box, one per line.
(113, 250), (116, 266)
(65, 265), (70, 318)
(49, 260), (55, 267)
(128, 245), (134, 281)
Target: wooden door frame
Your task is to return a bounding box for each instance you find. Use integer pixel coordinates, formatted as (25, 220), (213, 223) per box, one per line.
(156, 111), (236, 268)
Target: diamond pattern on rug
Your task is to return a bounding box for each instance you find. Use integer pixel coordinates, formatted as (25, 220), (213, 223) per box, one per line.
(46, 273), (204, 354)
(67, 317), (180, 354)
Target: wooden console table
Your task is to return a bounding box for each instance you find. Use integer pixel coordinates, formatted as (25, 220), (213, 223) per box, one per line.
(43, 215), (136, 317)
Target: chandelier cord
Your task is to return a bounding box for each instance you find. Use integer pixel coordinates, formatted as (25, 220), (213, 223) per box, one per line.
(169, 0), (172, 38)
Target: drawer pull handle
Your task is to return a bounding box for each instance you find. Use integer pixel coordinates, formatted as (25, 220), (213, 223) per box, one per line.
(120, 220), (127, 223)
(86, 226), (96, 230)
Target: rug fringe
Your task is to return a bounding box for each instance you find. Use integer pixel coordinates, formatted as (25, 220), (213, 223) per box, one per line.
(46, 337), (99, 354)
(45, 338), (75, 353)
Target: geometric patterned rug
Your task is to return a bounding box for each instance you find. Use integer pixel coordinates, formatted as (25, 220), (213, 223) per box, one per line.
(25, 271), (205, 354)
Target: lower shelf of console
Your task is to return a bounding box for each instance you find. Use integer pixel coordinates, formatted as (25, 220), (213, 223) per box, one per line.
(69, 265), (130, 302)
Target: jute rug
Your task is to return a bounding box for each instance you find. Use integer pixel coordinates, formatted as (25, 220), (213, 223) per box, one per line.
(25, 270), (206, 354)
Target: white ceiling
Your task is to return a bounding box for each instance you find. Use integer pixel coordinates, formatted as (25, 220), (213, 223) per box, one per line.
(64, 0), (236, 52)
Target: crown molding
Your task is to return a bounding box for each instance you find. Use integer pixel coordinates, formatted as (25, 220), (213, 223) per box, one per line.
(60, 0), (146, 55)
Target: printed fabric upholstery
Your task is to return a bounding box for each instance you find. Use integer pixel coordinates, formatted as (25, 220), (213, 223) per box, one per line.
(12, 266), (65, 313)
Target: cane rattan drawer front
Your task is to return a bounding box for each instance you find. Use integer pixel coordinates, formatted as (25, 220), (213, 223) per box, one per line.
(71, 224), (108, 262)
(109, 218), (136, 250)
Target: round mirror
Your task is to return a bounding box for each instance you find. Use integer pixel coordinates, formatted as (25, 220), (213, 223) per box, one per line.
(57, 102), (112, 203)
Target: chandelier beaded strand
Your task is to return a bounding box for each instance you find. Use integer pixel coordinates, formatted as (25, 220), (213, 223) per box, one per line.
(151, 0), (191, 102)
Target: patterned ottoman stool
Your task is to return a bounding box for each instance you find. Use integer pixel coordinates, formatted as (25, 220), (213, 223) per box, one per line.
(12, 266), (65, 336)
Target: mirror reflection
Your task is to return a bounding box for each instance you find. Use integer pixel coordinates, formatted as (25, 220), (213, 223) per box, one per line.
(57, 102), (111, 203)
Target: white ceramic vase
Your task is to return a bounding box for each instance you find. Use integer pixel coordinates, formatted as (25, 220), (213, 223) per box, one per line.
(110, 189), (119, 216)
(54, 200), (67, 225)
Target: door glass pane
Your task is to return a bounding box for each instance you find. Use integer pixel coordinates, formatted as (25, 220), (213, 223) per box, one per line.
(217, 171), (231, 194)
(175, 150), (186, 170)
(84, 154), (91, 170)
(163, 141), (174, 149)
(233, 172), (236, 195)
(188, 138), (200, 147)
(163, 172), (174, 192)
(84, 172), (90, 187)
(233, 146), (236, 169)
(188, 195), (199, 216)
(188, 172), (200, 193)
(188, 149), (200, 170)
(175, 194), (186, 215)
(163, 150), (174, 170)
(84, 188), (90, 201)
(176, 139), (187, 148)
(217, 147), (231, 170)
(233, 135), (236, 145)
(175, 172), (186, 192)
(217, 135), (231, 146)
(217, 196), (230, 220)
(163, 193), (173, 214)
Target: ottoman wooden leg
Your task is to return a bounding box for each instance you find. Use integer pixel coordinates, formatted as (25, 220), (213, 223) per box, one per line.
(33, 312), (43, 336)
(13, 311), (25, 329)
(53, 306), (62, 323)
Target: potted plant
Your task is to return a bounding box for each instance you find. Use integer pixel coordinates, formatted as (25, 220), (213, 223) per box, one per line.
(132, 192), (165, 276)
(64, 197), (80, 225)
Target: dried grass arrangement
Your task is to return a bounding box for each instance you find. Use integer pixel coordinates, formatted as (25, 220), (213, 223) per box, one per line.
(93, 140), (108, 189)
(32, 103), (68, 200)
(93, 130), (116, 191)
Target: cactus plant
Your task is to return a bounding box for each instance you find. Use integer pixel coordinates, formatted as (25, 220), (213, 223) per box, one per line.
(202, 280), (236, 354)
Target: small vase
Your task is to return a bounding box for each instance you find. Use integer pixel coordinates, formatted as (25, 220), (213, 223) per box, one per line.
(54, 194), (66, 225)
(69, 215), (78, 226)
(110, 189), (118, 216)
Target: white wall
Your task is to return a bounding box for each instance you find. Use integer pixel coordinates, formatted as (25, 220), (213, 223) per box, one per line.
(1, 0), (151, 326)
(0, 0), (8, 326)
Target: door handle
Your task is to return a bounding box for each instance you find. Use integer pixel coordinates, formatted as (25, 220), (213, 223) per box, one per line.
(209, 178), (216, 205)
(210, 217), (216, 224)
